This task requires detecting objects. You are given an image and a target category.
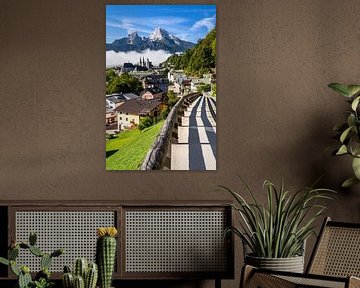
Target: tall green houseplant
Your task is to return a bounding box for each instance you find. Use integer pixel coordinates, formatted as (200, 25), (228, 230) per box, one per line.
(222, 179), (334, 267)
(328, 83), (360, 187)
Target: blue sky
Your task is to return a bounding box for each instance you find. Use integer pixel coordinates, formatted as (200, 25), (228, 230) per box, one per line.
(106, 5), (216, 44)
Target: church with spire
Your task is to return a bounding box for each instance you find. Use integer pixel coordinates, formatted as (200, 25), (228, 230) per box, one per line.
(139, 57), (152, 69)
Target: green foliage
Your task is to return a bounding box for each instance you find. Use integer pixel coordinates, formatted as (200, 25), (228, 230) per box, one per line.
(328, 82), (360, 187)
(212, 83), (216, 96)
(19, 270), (32, 288)
(165, 28), (216, 76)
(138, 116), (153, 131)
(106, 120), (164, 170)
(160, 106), (170, 120)
(0, 233), (63, 288)
(29, 246), (44, 257)
(197, 84), (211, 93)
(167, 90), (178, 107)
(106, 72), (142, 95)
(105, 69), (116, 83)
(221, 179), (335, 258)
(62, 259), (98, 288)
(32, 278), (54, 288)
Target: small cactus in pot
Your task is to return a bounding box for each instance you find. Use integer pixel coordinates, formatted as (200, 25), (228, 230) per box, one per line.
(62, 259), (98, 288)
(96, 227), (118, 288)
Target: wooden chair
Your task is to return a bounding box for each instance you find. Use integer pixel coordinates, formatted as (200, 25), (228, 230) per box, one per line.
(241, 217), (360, 288)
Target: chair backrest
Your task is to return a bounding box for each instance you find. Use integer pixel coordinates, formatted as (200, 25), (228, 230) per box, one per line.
(307, 217), (360, 277)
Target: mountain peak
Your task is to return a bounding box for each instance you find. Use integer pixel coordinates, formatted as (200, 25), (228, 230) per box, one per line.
(149, 27), (170, 41)
(127, 31), (141, 44)
(107, 27), (195, 53)
(128, 31), (139, 37)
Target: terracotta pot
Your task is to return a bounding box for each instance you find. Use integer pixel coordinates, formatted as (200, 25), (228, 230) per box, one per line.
(245, 254), (305, 273)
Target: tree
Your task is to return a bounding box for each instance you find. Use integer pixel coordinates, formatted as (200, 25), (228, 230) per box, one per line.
(106, 69), (116, 83)
(167, 90), (178, 107)
(138, 116), (153, 131)
(163, 28), (216, 77)
(160, 106), (170, 120)
(106, 73), (142, 95)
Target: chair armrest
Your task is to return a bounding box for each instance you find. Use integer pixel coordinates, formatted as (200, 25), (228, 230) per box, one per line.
(241, 265), (349, 288)
(349, 276), (360, 288)
(240, 265), (296, 288)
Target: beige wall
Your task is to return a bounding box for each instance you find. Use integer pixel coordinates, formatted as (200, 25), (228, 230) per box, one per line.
(118, 113), (140, 129)
(1, 0), (360, 287)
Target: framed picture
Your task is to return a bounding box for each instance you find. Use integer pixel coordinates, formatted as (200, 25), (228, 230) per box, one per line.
(106, 5), (216, 171)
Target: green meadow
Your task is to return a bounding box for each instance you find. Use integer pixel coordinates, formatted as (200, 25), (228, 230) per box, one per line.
(106, 121), (164, 170)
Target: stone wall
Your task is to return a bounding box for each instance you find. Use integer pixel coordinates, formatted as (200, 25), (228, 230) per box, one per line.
(141, 93), (201, 170)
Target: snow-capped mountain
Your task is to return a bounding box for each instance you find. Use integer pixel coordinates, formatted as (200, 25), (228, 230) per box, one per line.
(148, 27), (170, 41)
(106, 27), (195, 53)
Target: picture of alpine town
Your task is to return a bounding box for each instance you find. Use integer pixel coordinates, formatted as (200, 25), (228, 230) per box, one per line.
(106, 5), (216, 170)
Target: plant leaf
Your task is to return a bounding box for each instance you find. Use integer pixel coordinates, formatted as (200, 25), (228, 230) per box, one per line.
(347, 114), (356, 129)
(328, 83), (350, 97)
(0, 257), (9, 266)
(342, 177), (360, 188)
(336, 145), (348, 155)
(347, 85), (360, 97)
(352, 96), (360, 111)
(352, 157), (360, 179)
(340, 126), (353, 143)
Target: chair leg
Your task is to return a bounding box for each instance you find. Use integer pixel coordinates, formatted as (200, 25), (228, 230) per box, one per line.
(215, 278), (221, 288)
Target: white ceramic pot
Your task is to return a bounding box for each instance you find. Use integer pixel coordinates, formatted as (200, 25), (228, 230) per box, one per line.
(245, 254), (305, 273)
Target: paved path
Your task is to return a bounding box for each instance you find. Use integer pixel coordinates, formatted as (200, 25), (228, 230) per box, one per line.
(171, 95), (216, 170)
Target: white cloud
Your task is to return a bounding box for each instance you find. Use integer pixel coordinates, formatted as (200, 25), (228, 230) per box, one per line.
(191, 15), (216, 31)
(107, 16), (187, 35)
(106, 49), (172, 67)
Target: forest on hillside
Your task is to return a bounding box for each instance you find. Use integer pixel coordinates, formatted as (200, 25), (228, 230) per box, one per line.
(164, 28), (216, 77)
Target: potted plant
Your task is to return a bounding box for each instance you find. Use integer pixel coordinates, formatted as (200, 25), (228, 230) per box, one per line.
(0, 232), (64, 288)
(62, 258), (98, 288)
(221, 179), (334, 273)
(328, 83), (360, 187)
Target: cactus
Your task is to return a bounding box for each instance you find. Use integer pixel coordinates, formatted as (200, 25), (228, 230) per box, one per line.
(63, 272), (74, 288)
(10, 260), (20, 276)
(18, 270), (32, 288)
(41, 253), (52, 270)
(0, 257), (9, 266)
(85, 263), (98, 288)
(64, 265), (72, 273)
(74, 275), (85, 288)
(51, 248), (64, 257)
(35, 268), (50, 281)
(29, 245), (44, 257)
(9, 246), (19, 260)
(63, 260), (98, 288)
(74, 258), (87, 279)
(96, 227), (118, 288)
(0, 232), (63, 288)
(29, 232), (37, 246)
(19, 243), (29, 249)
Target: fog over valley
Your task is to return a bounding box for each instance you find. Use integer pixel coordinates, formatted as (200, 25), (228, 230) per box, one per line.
(106, 49), (172, 67)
